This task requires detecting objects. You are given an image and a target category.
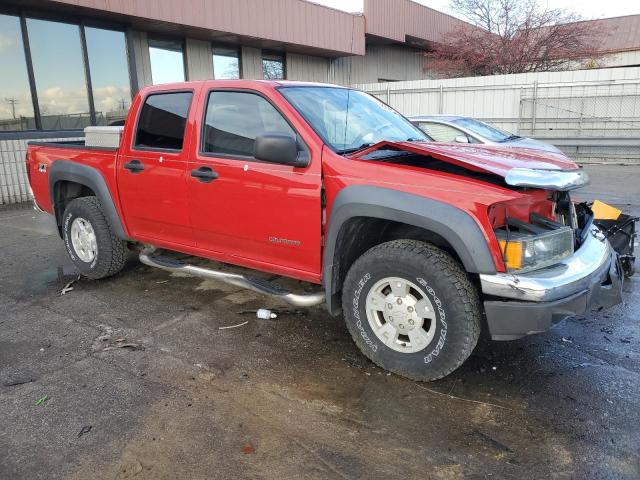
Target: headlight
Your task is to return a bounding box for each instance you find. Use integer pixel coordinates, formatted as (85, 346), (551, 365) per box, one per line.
(496, 226), (574, 273)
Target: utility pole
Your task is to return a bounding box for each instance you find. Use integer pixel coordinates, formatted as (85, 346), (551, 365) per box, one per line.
(4, 97), (18, 119)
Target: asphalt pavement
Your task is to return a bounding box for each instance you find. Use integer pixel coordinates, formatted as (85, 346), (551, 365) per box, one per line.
(1, 164), (638, 479)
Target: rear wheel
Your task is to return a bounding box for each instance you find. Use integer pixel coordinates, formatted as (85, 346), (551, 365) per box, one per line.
(341, 240), (481, 381)
(62, 197), (127, 279)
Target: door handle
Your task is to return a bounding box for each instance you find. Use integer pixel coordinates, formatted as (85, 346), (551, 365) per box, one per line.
(124, 159), (144, 173)
(191, 166), (219, 183)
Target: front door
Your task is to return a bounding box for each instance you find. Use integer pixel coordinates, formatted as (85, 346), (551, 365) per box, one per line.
(118, 90), (195, 246)
(188, 89), (322, 278)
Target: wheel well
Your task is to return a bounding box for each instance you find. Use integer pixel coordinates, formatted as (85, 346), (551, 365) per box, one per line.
(52, 181), (96, 235)
(330, 217), (467, 297)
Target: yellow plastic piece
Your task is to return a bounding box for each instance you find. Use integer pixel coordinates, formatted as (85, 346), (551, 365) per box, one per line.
(592, 200), (621, 220)
(498, 239), (523, 270)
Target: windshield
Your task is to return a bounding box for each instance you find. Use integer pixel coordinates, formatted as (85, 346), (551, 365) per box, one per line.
(279, 86), (428, 153)
(451, 117), (516, 143)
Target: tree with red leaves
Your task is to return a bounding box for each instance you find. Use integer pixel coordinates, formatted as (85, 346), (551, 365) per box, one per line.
(427, 0), (607, 77)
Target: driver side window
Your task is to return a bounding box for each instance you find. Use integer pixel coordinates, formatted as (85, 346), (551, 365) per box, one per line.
(202, 91), (295, 157)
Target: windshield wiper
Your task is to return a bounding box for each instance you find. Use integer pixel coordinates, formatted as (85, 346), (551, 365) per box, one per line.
(335, 143), (373, 155)
(501, 135), (521, 142)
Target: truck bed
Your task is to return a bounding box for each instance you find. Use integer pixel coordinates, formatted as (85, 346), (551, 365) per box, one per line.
(28, 140), (118, 151)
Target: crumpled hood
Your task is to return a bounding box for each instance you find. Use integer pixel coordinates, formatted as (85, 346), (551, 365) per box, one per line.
(351, 141), (579, 178)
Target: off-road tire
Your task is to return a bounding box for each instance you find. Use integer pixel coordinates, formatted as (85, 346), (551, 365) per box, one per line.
(341, 240), (481, 382)
(62, 196), (127, 279)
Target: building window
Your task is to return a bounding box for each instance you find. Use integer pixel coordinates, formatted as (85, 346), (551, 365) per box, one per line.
(135, 92), (193, 150)
(202, 91), (294, 157)
(0, 14), (35, 131)
(0, 14), (133, 132)
(212, 45), (240, 79)
(148, 38), (185, 85)
(26, 18), (91, 130)
(262, 51), (285, 80)
(85, 27), (132, 126)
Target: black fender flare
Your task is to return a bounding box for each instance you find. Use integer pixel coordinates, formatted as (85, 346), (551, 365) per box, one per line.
(48, 160), (128, 240)
(323, 185), (497, 314)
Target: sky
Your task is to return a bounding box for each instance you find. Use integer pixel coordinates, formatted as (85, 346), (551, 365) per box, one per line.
(314, 0), (640, 19)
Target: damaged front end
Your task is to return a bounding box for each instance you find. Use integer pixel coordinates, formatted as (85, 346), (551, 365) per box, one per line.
(348, 140), (630, 340)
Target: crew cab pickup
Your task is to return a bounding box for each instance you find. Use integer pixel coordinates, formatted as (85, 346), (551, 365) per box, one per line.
(27, 80), (625, 381)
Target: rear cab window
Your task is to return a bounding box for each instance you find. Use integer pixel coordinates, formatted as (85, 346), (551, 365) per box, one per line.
(134, 91), (193, 151)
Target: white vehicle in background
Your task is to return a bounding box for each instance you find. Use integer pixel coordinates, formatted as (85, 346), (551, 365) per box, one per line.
(409, 115), (563, 154)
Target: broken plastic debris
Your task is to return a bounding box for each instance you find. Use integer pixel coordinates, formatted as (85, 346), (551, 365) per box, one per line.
(241, 442), (255, 454)
(60, 275), (81, 295)
(256, 309), (277, 320)
(35, 395), (48, 406)
(218, 321), (249, 330)
(102, 343), (145, 352)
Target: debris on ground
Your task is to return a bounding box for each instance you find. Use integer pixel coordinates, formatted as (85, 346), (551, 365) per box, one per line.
(241, 442), (255, 454)
(35, 395), (48, 406)
(3, 378), (35, 387)
(342, 355), (365, 369)
(238, 308), (306, 317)
(218, 321), (249, 330)
(59, 275), (81, 295)
(572, 362), (601, 369)
(96, 325), (114, 343)
(601, 327), (614, 334)
(102, 343), (145, 352)
(256, 309), (277, 320)
(620, 337), (632, 343)
(472, 430), (514, 453)
(78, 425), (92, 437)
(561, 337), (573, 343)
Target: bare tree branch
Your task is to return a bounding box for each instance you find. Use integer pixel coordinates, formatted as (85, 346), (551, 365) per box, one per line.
(426, 0), (608, 77)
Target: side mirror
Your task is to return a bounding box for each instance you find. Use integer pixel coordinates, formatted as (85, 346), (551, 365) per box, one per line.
(253, 133), (308, 167)
(454, 135), (469, 143)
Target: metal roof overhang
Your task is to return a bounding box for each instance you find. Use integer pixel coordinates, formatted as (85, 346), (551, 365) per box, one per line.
(2, 0), (366, 57)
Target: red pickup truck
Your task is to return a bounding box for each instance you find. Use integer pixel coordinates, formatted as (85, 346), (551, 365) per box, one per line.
(27, 80), (624, 381)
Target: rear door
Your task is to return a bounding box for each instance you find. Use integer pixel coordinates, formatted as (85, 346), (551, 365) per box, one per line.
(118, 90), (196, 246)
(188, 88), (322, 279)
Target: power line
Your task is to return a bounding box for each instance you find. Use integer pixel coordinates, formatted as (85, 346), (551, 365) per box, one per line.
(4, 97), (18, 119)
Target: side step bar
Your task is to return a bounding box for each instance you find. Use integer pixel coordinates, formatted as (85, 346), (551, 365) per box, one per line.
(139, 248), (326, 308)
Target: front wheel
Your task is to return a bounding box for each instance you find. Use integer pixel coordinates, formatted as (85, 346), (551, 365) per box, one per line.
(341, 240), (481, 381)
(62, 196), (127, 279)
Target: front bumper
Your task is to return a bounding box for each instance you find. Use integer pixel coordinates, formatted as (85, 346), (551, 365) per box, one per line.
(480, 228), (624, 340)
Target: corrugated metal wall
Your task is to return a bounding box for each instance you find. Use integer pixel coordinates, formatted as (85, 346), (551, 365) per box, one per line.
(287, 53), (330, 82)
(130, 30), (153, 88)
(356, 67), (640, 163)
(186, 39), (214, 80)
(0, 136), (82, 205)
(46, 0), (366, 56)
(330, 45), (432, 85)
(241, 46), (263, 80)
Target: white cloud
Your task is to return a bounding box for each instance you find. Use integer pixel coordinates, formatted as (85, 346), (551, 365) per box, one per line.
(92, 85), (131, 113)
(0, 33), (17, 52)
